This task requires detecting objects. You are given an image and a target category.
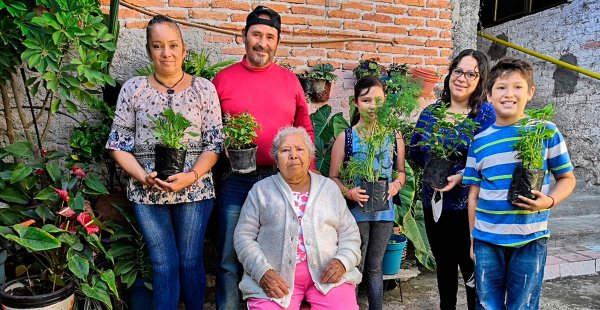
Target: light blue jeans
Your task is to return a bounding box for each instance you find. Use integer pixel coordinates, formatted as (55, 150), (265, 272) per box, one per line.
(473, 238), (548, 310)
(133, 199), (213, 310)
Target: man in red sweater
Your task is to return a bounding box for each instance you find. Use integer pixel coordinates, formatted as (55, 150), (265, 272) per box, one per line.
(212, 6), (315, 309)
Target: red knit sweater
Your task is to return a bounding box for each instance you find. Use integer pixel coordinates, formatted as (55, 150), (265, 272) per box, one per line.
(213, 58), (315, 167)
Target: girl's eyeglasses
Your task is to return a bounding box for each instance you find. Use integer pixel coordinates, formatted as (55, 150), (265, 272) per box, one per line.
(451, 68), (479, 81)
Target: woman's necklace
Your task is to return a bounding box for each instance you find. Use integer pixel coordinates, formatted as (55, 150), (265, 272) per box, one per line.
(154, 72), (185, 95)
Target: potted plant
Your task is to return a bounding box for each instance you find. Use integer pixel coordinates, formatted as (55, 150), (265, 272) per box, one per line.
(508, 104), (555, 204)
(222, 112), (261, 173)
(387, 63), (410, 78)
(183, 49), (235, 80)
(340, 74), (421, 212)
(296, 71), (314, 96)
(0, 142), (118, 309)
(353, 58), (383, 80)
(307, 63), (337, 102)
(410, 67), (439, 98)
(149, 108), (198, 180)
(413, 103), (480, 188)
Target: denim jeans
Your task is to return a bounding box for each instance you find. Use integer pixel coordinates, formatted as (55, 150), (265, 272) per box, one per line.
(133, 199), (213, 310)
(216, 172), (276, 310)
(357, 221), (393, 310)
(473, 238), (548, 310)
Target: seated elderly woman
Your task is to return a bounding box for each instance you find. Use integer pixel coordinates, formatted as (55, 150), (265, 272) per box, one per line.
(234, 126), (362, 310)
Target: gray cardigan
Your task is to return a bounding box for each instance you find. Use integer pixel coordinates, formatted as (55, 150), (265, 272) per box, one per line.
(234, 171), (362, 308)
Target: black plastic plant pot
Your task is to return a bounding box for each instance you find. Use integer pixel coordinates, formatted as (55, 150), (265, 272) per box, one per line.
(0, 276), (75, 309)
(228, 145), (257, 174)
(508, 166), (545, 204)
(154, 144), (186, 180)
(423, 155), (455, 188)
(360, 178), (389, 213)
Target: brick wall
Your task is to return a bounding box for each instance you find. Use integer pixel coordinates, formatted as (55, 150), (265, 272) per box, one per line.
(477, 0), (600, 188)
(104, 0), (454, 114)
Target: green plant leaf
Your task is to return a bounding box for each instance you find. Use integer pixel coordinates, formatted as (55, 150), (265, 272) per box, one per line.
(101, 269), (119, 297)
(4, 142), (32, 157)
(402, 201), (435, 271)
(46, 162), (61, 183)
(68, 255), (89, 280)
(0, 188), (29, 204)
(10, 164), (32, 183)
(106, 241), (134, 259)
(82, 283), (112, 310)
(7, 225), (61, 251)
(121, 270), (138, 289)
(34, 187), (59, 201)
(84, 173), (108, 194)
(35, 205), (55, 221)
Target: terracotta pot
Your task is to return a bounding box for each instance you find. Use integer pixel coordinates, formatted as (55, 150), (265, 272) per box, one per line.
(310, 80), (332, 102)
(410, 67), (439, 97)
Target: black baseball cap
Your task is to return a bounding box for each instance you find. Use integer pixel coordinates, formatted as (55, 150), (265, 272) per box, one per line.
(245, 6), (281, 34)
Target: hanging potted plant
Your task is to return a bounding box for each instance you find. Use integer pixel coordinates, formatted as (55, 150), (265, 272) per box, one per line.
(296, 71), (314, 96)
(508, 104), (555, 204)
(307, 63), (337, 102)
(410, 67), (439, 98)
(0, 142), (118, 309)
(387, 63), (410, 78)
(353, 58), (383, 80)
(340, 74), (421, 212)
(223, 112), (261, 173)
(413, 103), (480, 188)
(149, 108), (198, 180)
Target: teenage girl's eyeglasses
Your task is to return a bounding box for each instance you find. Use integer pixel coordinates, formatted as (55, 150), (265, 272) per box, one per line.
(451, 68), (479, 81)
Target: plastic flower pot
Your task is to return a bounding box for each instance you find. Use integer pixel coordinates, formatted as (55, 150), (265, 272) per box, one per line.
(228, 145), (258, 174)
(0, 276), (75, 310)
(508, 166), (545, 204)
(410, 67), (439, 97)
(154, 144), (187, 180)
(310, 80), (332, 102)
(423, 155), (455, 188)
(382, 234), (408, 275)
(360, 178), (389, 212)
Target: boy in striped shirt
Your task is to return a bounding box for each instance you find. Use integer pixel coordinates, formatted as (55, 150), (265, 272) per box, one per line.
(463, 58), (576, 309)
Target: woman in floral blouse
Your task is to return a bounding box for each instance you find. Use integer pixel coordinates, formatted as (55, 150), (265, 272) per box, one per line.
(106, 15), (223, 310)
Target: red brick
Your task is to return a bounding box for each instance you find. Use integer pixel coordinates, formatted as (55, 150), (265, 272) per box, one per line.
(407, 8), (437, 18)
(374, 0), (393, 3)
(99, 0), (110, 5)
(291, 6), (325, 16)
(216, 23), (244, 32)
(327, 51), (359, 61)
(190, 10), (229, 20)
(211, 0), (250, 11)
(440, 49), (452, 57)
(439, 11), (451, 19)
(291, 49), (326, 57)
(362, 54), (392, 64)
(343, 21), (376, 32)
(118, 8), (141, 19)
(427, 0), (451, 8)
(222, 47), (246, 55)
(376, 26), (408, 35)
(393, 56), (423, 65)
(342, 62), (359, 70)
(276, 48), (290, 57)
(306, 0), (327, 4)
(279, 58), (305, 68)
(425, 39), (452, 48)
(294, 28), (327, 37)
(312, 42), (345, 49)
(168, 0), (209, 8)
(280, 0), (304, 3)
(346, 42), (377, 52)
(377, 45), (408, 54)
(229, 13), (246, 22)
(397, 0), (425, 5)
(409, 29), (438, 37)
(440, 30), (452, 38)
(328, 10), (360, 19)
(409, 48), (438, 56)
(376, 5), (406, 15)
(154, 9), (188, 19)
(393, 37), (427, 46)
(258, 3), (289, 13)
(125, 20), (148, 29)
(425, 57), (451, 65)
(394, 17), (426, 27)
(341, 1), (373, 11)
(128, 0), (165, 7)
(307, 19), (342, 28)
(204, 34), (233, 43)
(427, 19), (453, 29)
(281, 15), (308, 25)
(363, 13), (393, 24)
(308, 59), (342, 68)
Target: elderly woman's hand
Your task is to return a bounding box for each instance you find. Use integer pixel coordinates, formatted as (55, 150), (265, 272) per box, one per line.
(154, 171), (197, 193)
(259, 269), (290, 299)
(319, 258), (346, 284)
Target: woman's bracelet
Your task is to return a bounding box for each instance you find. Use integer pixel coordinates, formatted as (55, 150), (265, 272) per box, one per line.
(190, 169), (199, 182)
(548, 195), (555, 209)
(393, 179), (403, 188)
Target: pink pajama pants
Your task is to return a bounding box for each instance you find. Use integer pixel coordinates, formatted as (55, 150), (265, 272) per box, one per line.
(247, 260), (358, 310)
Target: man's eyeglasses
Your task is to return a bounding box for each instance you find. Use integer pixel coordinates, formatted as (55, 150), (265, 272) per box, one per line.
(451, 68), (479, 81)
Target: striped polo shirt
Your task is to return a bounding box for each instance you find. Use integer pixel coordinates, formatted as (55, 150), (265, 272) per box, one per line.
(463, 120), (573, 247)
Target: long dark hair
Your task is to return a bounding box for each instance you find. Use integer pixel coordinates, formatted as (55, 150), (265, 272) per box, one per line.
(440, 49), (490, 118)
(351, 75), (385, 126)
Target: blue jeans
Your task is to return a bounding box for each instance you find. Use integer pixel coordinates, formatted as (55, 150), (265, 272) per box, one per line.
(133, 199), (213, 310)
(216, 172), (276, 310)
(357, 221), (393, 310)
(473, 238), (548, 310)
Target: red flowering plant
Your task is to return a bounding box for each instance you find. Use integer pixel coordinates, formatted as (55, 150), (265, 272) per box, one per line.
(0, 142), (119, 309)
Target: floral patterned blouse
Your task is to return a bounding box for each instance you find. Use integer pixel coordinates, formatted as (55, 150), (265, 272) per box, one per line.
(292, 191), (310, 263)
(105, 76), (224, 204)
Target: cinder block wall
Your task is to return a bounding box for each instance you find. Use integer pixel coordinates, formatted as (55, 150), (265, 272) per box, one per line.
(478, 0), (600, 188)
(103, 0), (455, 116)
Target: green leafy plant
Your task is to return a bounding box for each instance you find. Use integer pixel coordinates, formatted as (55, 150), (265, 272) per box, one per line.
(0, 141), (119, 309)
(183, 49), (235, 80)
(307, 63), (337, 82)
(353, 58), (383, 79)
(387, 63), (410, 77)
(413, 103), (480, 159)
(309, 105), (349, 174)
(222, 112), (261, 150)
(514, 104), (555, 169)
(148, 108), (198, 150)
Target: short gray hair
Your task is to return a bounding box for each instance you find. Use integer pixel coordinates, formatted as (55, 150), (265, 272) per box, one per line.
(271, 126), (315, 160)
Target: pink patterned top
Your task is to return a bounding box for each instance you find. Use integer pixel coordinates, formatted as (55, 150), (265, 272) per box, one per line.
(292, 191), (310, 263)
